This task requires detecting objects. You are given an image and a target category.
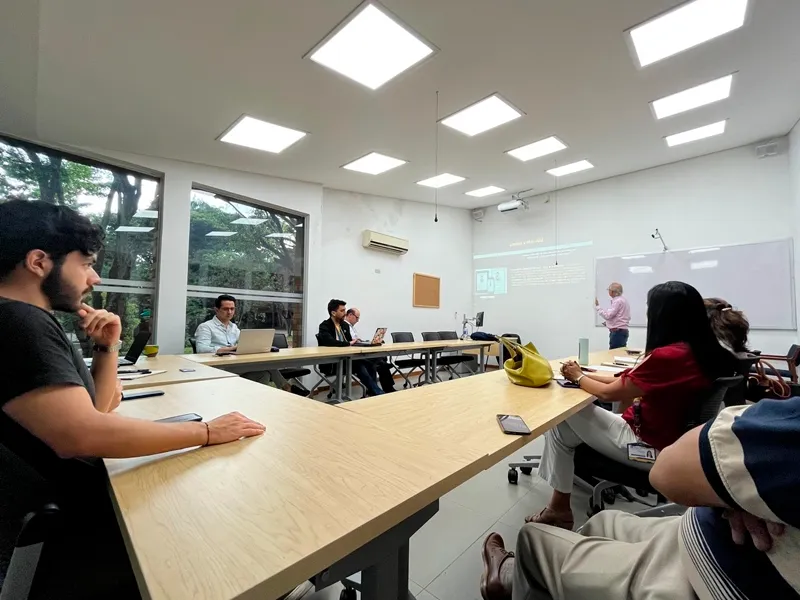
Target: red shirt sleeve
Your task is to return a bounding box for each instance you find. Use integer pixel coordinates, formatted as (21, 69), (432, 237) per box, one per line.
(620, 343), (700, 393)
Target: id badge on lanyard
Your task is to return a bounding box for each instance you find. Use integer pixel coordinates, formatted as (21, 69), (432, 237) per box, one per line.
(626, 399), (657, 464)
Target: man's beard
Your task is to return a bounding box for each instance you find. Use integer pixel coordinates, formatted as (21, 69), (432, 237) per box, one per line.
(42, 261), (87, 313)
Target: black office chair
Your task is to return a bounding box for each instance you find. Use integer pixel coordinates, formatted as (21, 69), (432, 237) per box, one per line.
(499, 333), (521, 367)
(507, 376), (744, 517)
(188, 337), (197, 353)
(272, 333), (311, 393)
(438, 331), (476, 376)
(0, 444), (60, 600)
(389, 332), (428, 388)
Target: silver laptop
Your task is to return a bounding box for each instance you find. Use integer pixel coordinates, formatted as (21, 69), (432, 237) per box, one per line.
(227, 329), (275, 355)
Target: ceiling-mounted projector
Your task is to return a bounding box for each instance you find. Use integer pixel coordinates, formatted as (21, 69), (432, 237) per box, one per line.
(497, 199), (526, 213)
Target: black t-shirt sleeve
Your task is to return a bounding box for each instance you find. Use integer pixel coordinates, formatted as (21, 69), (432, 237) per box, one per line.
(0, 304), (88, 407)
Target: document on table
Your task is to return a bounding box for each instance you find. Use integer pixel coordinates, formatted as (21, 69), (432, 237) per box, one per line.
(118, 370), (167, 380)
(588, 364), (626, 373)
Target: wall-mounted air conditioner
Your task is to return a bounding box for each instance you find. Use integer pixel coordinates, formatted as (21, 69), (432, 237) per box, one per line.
(361, 230), (409, 255)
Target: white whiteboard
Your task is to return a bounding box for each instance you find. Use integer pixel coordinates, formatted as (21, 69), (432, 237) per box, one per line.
(595, 239), (796, 330)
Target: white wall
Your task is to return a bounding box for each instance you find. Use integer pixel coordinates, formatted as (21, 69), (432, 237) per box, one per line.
(473, 143), (797, 359)
(320, 189), (473, 339)
(80, 147), (324, 354)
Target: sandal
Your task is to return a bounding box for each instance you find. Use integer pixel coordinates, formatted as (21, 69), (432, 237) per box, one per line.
(524, 507), (574, 530)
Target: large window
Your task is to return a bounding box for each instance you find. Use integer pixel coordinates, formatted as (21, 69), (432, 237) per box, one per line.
(0, 136), (161, 356)
(184, 189), (305, 352)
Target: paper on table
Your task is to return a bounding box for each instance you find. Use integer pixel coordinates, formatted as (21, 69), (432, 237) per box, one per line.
(118, 370), (167, 380)
(588, 364), (626, 373)
(613, 356), (638, 365)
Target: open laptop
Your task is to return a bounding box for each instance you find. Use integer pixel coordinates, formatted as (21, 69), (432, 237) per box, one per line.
(84, 330), (150, 367)
(217, 329), (275, 355)
(353, 327), (387, 347)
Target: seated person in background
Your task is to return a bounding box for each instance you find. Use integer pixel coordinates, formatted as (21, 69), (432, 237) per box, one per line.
(194, 294), (304, 395)
(527, 280), (737, 530)
(344, 307), (396, 393)
(0, 200), (266, 599)
(705, 297), (750, 353)
(481, 396), (800, 600)
(318, 299), (383, 396)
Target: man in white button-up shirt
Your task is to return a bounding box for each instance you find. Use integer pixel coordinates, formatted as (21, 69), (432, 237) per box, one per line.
(194, 295), (305, 396)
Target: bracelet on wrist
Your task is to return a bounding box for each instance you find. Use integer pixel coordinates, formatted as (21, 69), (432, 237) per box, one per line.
(202, 422), (210, 446)
(575, 374), (585, 387)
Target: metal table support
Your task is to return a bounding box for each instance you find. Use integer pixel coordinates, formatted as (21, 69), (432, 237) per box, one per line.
(313, 501), (438, 600)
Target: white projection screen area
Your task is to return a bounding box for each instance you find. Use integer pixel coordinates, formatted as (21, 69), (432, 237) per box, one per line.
(595, 239), (795, 330)
(473, 204), (595, 340)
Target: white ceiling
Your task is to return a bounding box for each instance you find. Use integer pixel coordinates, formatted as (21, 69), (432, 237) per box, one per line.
(1, 0), (800, 209)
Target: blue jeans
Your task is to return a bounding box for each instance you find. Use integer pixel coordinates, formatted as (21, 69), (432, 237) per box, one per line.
(354, 360), (384, 395)
(608, 329), (629, 350)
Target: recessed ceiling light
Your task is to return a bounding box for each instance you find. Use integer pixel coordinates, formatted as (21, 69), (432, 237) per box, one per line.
(652, 74), (734, 119)
(507, 136), (567, 162)
(547, 160), (594, 177)
(665, 120), (726, 147)
(628, 0), (749, 68)
(116, 226), (154, 233)
(219, 115), (307, 154)
(132, 210), (158, 219)
(231, 218), (267, 225)
(308, 2), (435, 90)
(416, 173), (465, 188)
(342, 152), (407, 175)
(466, 186), (505, 198)
(441, 95), (523, 137)
(205, 231), (238, 237)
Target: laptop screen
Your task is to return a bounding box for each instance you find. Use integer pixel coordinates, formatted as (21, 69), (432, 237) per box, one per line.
(125, 331), (151, 361)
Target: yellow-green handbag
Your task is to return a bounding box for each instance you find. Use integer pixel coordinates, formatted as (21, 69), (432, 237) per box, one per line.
(499, 337), (553, 387)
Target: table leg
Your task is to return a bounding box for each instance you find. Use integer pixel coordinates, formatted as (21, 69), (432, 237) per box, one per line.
(346, 357), (353, 398)
(336, 359), (344, 401)
(431, 350), (439, 383)
(480, 346), (486, 373)
(424, 351), (431, 385)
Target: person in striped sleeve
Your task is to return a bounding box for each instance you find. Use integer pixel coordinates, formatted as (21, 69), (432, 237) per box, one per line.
(480, 397), (799, 600)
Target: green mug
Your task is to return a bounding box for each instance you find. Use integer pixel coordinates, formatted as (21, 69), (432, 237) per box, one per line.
(143, 344), (159, 357)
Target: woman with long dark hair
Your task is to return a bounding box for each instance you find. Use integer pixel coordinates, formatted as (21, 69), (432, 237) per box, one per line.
(526, 281), (738, 530)
(704, 297), (750, 353)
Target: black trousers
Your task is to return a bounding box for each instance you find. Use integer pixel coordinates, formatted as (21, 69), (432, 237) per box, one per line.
(372, 357), (396, 393)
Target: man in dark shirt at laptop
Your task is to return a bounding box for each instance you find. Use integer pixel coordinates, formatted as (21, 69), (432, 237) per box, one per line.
(318, 299), (383, 396)
(0, 200), (266, 598)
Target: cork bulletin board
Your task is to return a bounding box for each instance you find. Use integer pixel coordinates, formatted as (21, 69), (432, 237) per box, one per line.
(412, 273), (440, 308)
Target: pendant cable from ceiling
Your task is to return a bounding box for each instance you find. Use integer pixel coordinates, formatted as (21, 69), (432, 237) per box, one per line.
(553, 160), (559, 266)
(434, 90), (439, 223)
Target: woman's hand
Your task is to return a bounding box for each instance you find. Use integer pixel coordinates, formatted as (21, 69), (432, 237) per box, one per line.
(561, 361), (583, 382)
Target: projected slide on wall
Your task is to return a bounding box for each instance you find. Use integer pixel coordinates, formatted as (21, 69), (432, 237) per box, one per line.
(475, 268), (508, 295)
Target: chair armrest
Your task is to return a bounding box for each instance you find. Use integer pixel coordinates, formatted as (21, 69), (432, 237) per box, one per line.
(756, 354), (790, 361)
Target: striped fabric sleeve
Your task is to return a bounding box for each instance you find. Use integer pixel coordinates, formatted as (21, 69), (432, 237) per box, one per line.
(699, 398), (800, 528)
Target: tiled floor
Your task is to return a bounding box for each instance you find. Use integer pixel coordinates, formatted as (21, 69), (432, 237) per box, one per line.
(305, 436), (643, 600)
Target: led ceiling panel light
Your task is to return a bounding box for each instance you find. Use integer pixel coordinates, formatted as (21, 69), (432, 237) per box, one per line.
(308, 3), (434, 90)
(665, 120), (726, 147)
(219, 115), (307, 154)
(507, 136), (567, 162)
(205, 231), (238, 237)
(231, 218), (267, 225)
(629, 0), (749, 67)
(115, 226), (153, 233)
(546, 160), (594, 177)
(132, 210), (158, 219)
(342, 152), (407, 174)
(652, 74), (733, 119)
(441, 95), (523, 137)
(466, 186), (505, 198)
(416, 173), (465, 188)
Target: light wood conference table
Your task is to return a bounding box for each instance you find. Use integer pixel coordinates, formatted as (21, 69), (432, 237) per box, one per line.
(106, 378), (486, 600)
(344, 349), (618, 465)
(120, 355), (238, 390)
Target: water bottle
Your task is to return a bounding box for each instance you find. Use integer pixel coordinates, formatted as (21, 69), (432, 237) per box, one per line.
(462, 322), (468, 340)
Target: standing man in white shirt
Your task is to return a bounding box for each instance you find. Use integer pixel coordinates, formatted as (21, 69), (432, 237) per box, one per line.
(194, 294), (305, 396)
(595, 282), (631, 350)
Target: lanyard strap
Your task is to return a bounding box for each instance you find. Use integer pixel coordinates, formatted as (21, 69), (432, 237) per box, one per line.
(632, 399), (642, 441)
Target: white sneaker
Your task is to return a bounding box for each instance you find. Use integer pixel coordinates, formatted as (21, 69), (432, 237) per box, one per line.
(280, 581), (314, 600)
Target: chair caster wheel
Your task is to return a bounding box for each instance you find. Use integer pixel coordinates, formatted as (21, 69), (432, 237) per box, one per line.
(602, 488), (617, 505)
(520, 467), (533, 476)
(508, 468), (519, 484)
(340, 588), (357, 600)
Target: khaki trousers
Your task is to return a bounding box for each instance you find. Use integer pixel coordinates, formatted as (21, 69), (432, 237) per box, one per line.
(512, 510), (697, 600)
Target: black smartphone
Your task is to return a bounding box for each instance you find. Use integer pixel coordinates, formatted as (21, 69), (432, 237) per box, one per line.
(155, 413), (203, 424)
(497, 414), (532, 435)
(556, 379), (580, 388)
(122, 390), (165, 401)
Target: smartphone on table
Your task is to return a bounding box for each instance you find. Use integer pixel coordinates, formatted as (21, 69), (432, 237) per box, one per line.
(497, 414), (532, 435)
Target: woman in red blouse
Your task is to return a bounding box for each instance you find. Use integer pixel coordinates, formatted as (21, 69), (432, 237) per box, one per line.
(527, 281), (738, 530)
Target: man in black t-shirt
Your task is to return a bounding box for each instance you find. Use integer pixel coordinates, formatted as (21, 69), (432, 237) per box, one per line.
(0, 200), (266, 598)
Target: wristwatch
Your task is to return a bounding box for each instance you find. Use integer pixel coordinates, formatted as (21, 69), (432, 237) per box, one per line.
(93, 342), (122, 354)
(574, 374), (585, 387)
